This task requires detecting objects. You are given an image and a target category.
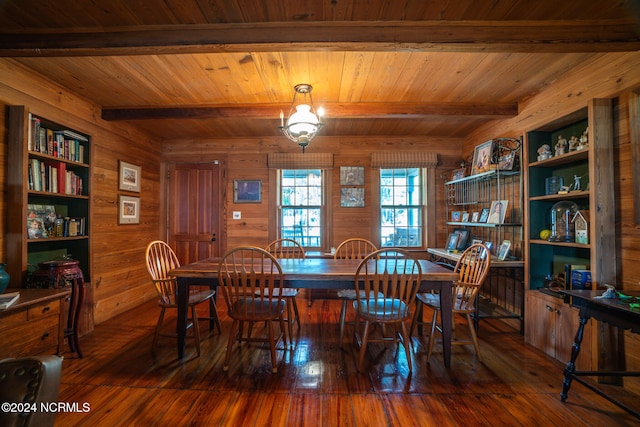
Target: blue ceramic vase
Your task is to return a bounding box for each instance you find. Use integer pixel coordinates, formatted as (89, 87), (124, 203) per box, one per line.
(0, 263), (10, 293)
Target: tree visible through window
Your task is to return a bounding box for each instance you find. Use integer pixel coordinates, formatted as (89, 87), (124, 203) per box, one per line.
(279, 169), (323, 247)
(380, 168), (423, 247)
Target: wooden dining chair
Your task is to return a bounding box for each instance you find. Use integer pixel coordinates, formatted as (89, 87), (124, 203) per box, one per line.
(411, 243), (491, 361)
(218, 246), (288, 373)
(334, 238), (379, 347)
(353, 248), (422, 372)
(145, 240), (220, 357)
(263, 238), (305, 341)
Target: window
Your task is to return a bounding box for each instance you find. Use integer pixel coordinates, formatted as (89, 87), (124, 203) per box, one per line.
(279, 169), (323, 248)
(380, 168), (423, 247)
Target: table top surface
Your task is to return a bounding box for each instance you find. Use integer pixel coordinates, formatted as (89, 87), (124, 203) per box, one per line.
(171, 257), (459, 282)
(0, 288), (71, 315)
(427, 247), (524, 268)
(561, 289), (640, 318)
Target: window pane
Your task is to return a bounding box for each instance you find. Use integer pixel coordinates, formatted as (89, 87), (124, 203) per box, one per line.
(380, 168), (423, 247)
(280, 169), (322, 248)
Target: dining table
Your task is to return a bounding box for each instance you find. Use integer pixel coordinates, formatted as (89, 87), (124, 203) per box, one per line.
(170, 257), (459, 367)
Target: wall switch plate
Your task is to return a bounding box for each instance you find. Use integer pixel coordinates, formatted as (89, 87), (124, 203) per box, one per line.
(232, 211), (241, 220)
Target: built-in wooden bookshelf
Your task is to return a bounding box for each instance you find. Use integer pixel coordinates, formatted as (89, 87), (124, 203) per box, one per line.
(6, 106), (91, 287)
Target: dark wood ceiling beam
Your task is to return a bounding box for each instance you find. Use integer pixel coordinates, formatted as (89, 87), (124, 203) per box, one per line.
(2, 20), (639, 57)
(101, 102), (518, 121)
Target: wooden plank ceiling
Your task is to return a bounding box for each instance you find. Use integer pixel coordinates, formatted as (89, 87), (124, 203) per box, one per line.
(0, 0), (638, 141)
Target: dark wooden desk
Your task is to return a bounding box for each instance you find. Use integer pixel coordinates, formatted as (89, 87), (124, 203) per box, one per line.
(171, 257), (458, 367)
(559, 289), (640, 419)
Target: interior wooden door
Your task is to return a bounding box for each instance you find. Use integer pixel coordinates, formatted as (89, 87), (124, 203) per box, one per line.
(167, 162), (222, 264)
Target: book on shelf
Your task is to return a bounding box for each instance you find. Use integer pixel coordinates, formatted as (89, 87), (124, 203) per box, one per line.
(0, 291), (20, 310)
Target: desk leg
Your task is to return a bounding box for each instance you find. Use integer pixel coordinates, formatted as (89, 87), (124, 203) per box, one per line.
(440, 282), (452, 368)
(176, 277), (189, 359)
(560, 314), (588, 401)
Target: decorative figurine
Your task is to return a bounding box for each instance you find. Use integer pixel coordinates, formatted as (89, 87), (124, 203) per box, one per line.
(555, 135), (567, 156)
(578, 128), (588, 150)
(537, 144), (552, 161)
(568, 135), (580, 151)
(573, 175), (582, 191)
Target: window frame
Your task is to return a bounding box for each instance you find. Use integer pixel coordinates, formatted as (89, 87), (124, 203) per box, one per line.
(270, 168), (331, 251)
(377, 167), (428, 249)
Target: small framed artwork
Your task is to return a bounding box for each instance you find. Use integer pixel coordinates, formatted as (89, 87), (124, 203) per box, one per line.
(118, 160), (141, 192)
(484, 241), (494, 257)
(471, 211), (480, 223)
(487, 200), (509, 224)
(498, 240), (512, 260)
(340, 166), (365, 186)
(478, 208), (490, 223)
(471, 238), (483, 245)
(118, 195), (140, 224)
(461, 212), (470, 223)
(451, 211), (461, 222)
(498, 151), (517, 171)
(340, 187), (365, 207)
(451, 168), (466, 181)
(234, 180), (262, 203)
(446, 232), (459, 251)
(471, 140), (494, 175)
(453, 228), (470, 251)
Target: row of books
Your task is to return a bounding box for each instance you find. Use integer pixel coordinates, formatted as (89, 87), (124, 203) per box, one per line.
(28, 158), (84, 195)
(27, 204), (86, 239)
(29, 114), (87, 163)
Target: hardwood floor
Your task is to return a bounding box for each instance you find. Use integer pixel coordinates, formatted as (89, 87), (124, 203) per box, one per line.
(55, 293), (638, 426)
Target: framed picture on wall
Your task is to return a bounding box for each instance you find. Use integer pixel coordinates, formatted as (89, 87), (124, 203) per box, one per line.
(340, 187), (365, 207)
(118, 195), (140, 224)
(340, 166), (365, 186)
(118, 160), (141, 192)
(234, 180), (262, 203)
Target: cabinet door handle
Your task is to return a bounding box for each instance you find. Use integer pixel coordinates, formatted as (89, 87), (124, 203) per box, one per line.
(41, 332), (50, 340)
(42, 306), (51, 313)
(545, 305), (553, 311)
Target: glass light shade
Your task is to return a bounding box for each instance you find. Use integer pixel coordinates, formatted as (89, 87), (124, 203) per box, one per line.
(549, 200), (579, 242)
(287, 104), (319, 136)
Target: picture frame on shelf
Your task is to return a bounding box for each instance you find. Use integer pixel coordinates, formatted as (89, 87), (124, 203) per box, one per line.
(471, 211), (480, 223)
(340, 166), (365, 186)
(234, 180), (262, 203)
(451, 168), (466, 181)
(340, 187), (365, 207)
(445, 232), (459, 251)
(118, 160), (141, 192)
(471, 140), (494, 175)
(451, 211), (461, 222)
(498, 240), (512, 260)
(484, 241), (494, 256)
(478, 207), (490, 223)
(471, 238), (483, 245)
(118, 195), (140, 224)
(498, 151), (517, 171)
(487, 199), (509, 224)
(461, 212), (470, 223)
(453, 228), (470, 251)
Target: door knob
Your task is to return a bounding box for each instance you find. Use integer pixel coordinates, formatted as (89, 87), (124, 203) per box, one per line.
(211, 233), (216, 242)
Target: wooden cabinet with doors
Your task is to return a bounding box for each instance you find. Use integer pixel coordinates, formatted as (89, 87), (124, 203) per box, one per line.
(523, 98), (615, 368)
(525, 290), (592, 368)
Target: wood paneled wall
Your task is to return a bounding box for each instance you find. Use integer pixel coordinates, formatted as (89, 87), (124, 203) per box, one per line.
(0, 59), (163, 327)
(162, 136), (462, 251)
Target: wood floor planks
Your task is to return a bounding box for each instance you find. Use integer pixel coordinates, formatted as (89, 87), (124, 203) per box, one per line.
(53, 294), (639, 426)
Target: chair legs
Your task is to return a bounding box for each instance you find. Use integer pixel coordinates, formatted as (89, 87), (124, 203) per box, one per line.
(426, 308), (482, 362)
(223, 316), (288, 373)
(339, 299), (348, 348)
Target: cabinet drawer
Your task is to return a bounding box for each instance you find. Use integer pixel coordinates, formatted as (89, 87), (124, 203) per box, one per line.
(0, 309), (28, 331)
(27, 299), (60, 320)
(0, 316), (60, 358)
